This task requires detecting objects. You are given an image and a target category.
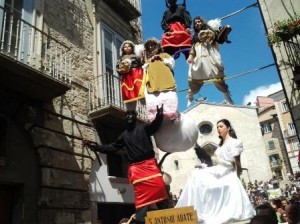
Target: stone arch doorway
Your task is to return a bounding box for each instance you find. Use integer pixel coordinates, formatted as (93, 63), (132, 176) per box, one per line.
(0, 114), (40, 224)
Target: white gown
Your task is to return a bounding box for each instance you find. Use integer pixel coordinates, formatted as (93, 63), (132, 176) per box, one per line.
(175, 138), (255, 224)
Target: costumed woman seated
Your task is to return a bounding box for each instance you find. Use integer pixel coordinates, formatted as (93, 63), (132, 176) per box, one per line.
(176, 119), (255, 224)
(161, 0), (192, 59)
(83, 105), (170, 224)
(186, 16), (234, 106)
(116, 40), (144, 111)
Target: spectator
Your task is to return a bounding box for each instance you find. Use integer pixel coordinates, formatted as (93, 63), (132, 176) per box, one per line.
(255, 202), (278, 224)
(285, 194), (300, 224)
(250, 215), (277, 224)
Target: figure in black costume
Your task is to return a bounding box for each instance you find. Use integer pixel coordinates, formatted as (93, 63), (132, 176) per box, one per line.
(84, 105), (170, 224)
(161, 0), (192, 59)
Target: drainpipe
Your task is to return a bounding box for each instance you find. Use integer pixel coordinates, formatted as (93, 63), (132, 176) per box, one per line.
(93, 0), (99, 102)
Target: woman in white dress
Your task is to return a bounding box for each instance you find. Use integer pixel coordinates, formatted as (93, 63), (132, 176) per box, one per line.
(175, 119), (255, 224)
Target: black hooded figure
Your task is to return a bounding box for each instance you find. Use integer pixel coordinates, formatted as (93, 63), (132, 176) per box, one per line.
(161, 0), (192, 59)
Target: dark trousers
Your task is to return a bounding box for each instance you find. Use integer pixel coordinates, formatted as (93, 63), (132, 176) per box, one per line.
(135, 198), (170, 223)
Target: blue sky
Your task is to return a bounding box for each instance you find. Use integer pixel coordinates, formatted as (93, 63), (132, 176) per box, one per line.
(141, 0), (282, 112)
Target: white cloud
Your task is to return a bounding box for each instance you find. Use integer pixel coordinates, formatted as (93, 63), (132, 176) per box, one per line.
(242, 82), (283, 105)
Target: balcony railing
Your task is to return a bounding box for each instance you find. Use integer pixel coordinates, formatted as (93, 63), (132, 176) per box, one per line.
(270, 160), (282, 168)
(282, 34), (300, 88)
(0, 5), (72, 100)
(88, 72), (147, 127)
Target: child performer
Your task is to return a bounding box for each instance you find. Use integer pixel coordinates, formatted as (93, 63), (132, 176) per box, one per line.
(116, 40), (144, 110)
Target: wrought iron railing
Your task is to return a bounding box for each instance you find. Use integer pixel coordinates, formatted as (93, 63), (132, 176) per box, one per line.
(88, 72), (147, 120)
(282, 34), (300, 68)
(0, 5), (72, 84)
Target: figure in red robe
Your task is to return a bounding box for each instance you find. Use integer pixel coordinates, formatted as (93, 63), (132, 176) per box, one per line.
(161, 0), (192, 59)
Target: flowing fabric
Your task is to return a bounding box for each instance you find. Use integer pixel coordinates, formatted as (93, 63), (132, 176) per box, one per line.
(144, 90), (178, 122)
(161, 22), (191, 48)
(128, 158), (167, 208)
(189, 42), (224, 81)
(176, 138), (255, 224)
(121, 67), (144, 103)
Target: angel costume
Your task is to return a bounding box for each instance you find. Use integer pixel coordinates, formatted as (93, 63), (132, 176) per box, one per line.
(176, 137), (255, 224)
(187, 17), (234, 105)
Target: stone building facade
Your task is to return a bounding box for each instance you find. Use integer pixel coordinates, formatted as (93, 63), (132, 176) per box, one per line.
(268, 90), (300, 174)
(258, 0), (300, 136)
(160, 103), (273, 196)
(257, 96), (291, 180)
(0, 0), (142, 223)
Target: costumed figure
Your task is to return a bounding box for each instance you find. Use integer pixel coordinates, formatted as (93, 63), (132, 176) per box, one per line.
(161, 0), (192, 59)
(186, 17), (234, 106)
(142, 38), (178, 122)
(84, 106), (169, 224)
(117, 40), (144, 110)
(176, 119), (256, 224)
(142, 38), (198, 153)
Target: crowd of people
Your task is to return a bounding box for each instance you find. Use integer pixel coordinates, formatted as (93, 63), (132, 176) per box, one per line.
(244, 173), (300, 206)
(165, 173), (300, 224)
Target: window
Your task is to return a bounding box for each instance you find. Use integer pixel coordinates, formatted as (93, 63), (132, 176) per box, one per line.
(291, 137), (300, 151)
(101, 25), (123, 75)
(288, 123), (296, 136)
(100, 24), (123, 106)
(281, 101), (289, 112)
(1, 0), (34, 60)
(199, 123), (212, 135)
(262, 123), (272, 133)
(268, 140), (275, 150)
(269, 154), (280, 166)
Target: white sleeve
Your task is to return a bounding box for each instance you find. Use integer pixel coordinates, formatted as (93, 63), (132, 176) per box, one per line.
(142, 63), (149, 70)
(163, 56), (175, 69)
(231, 139), (243, 157)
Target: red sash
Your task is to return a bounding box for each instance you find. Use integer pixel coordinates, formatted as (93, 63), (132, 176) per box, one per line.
(128, 158), (167, 208)
(161, 22), (191, 48)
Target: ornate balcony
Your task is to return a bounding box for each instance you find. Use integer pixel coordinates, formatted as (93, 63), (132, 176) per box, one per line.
(0, 5), (72, 101)
(269, 159), (282, 169)
(88, 72), (147, 130)
(103, 0), (141, 21)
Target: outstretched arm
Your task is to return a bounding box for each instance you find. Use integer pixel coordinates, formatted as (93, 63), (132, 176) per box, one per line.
(83, 138), (124, 154)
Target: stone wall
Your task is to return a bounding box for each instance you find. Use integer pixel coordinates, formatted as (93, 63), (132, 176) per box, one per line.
(33, 0), (95, 223)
